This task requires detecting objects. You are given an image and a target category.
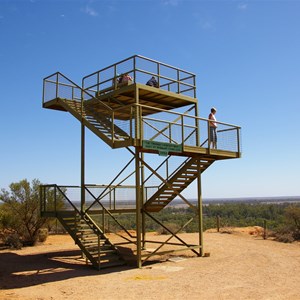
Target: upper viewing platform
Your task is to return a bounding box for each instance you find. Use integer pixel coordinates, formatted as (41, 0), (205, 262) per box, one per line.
(42, 55), (241, 159)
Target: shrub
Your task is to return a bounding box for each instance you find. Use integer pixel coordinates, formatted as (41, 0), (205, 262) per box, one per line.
(0, 179), (49, 246)
(38, 228), (48, 242)
(284, 205), (300, 240)
(156, 222), (181, 235)
(5, 233), (22, 249)
(274, 232), (295, 243)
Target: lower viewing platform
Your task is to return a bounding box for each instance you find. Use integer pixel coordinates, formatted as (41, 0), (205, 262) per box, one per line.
(138, 144), (241, 160)
(43, 94), (241, 159)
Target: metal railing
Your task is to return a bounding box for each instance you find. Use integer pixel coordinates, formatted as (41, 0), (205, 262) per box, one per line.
(40, 184), (154, 214)
(110, 103), (241, 153)
(42, 72), (241, 154)
(42, 72), (112, 111)
(82, 55), (196, 98)
(39, 184), (81, 214)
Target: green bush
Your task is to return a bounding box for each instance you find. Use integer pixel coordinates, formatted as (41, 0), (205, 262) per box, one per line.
(156, 222), (181, 235)
(0, 179), (50, 246)
(38, 228), (49, 242)
(5, 233), (22, 249)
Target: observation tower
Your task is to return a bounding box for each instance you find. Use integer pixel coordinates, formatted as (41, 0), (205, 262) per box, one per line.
(40, 55), (241, 269)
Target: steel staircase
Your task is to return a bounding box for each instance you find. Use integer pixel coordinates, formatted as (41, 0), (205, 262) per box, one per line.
(143, 157), (214, 212)
(57, 211), (125, 269)
(55, 98), (130, 148)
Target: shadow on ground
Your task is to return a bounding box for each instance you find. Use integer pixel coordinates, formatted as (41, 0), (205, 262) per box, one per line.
(0, 248), (133, 289)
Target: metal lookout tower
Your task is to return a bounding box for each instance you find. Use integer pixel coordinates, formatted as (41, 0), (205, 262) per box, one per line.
(40, 55), (242, 269)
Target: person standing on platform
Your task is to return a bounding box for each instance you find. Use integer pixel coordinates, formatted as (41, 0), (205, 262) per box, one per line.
(208, 107), (218, 149)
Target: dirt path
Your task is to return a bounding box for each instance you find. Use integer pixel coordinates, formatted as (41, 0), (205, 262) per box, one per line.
(0, 229), (299, 300)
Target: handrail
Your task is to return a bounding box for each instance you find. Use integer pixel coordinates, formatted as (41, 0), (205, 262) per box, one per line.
(82, 55), (196, 81)
(40, 184), (81, 215)
(85, 157), (135, 211)
(85, 187), (134, 238)
(136, 54), (195, 76)
(112, 102), (241, 129)
(82, 55), (136, 81)
(43, 72), (79, 89)
(43, 71), (113, 112)
(82, 55), (196, 97)
(111, 102), (241, 152)
(43, 71), (240, 153)
(142, 155), (172, 186)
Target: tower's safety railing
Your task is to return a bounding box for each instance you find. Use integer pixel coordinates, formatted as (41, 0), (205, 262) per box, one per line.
(43, 72), (83, 104)
(40, 184), (81, 213)
(40, 184), (160, 214)
(42, 74), (241, 153)
(119, 104), (242, 153)
(82, 55), (196, 98)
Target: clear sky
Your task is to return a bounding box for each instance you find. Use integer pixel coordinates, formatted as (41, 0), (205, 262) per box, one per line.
(0, 0), (299, 199)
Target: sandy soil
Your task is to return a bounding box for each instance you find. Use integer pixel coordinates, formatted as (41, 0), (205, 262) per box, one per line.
(0, 228), (299, 300)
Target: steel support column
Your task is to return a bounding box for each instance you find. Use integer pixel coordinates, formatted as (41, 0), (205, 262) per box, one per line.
(135, 148), (142, 268)
(81, 122), (85, 213)
(197, 158), (203, 256)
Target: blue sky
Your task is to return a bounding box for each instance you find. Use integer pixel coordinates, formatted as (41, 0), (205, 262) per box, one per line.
(0, 0), (299, 198)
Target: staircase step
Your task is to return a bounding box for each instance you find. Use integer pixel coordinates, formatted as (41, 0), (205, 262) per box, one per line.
(143, 157), (210, 212)
(81, 236), (106, 242)
(145, 206), (164, 212)
(82, 241), (108, 247)
(77, 229), (95, 234)
(89, 249), (117, 256)
(97, 260), (126, 269)
(92, 253), (122, 261)
(179, 174), (197, 178)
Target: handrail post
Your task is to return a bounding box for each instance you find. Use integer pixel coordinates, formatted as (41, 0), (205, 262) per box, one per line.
(54, 185), (57, 212)
(133, 56), (136, 83)
(181, 115), (184, 146)
(42, 79), (46, 106)
(140, 105), (143, 141)
(157, 61), (160, 87)
(207, 121), (211, 149)
(112, 111), (115, 144)
(113, 188), (116, 210)
(196, 106), (200, 147)
(166, 159), (169, 180)
(237, 127), (241, 153)
(98, 235), (100, 270)
(130, 105), (133, 140)
(56, 73), (59, 99)
(193, 75), (196, 98)
(102, 207), (105, 233)
(177, 69), (180, 94)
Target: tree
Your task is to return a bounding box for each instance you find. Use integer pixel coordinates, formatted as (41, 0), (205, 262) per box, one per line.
(0, 179), (48, 246)
(284, 205), (300, 240)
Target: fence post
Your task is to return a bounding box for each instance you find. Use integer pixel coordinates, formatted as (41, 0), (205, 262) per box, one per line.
(217, 215), (220, 232)
(263, 219), (267, 240)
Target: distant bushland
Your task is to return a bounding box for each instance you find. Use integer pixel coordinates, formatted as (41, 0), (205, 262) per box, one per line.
(103, 202), (300, 242)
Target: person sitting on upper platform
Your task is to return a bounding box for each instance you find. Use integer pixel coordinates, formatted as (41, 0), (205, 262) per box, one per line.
(146, 76), (159, 88)
(118, 73), (133, 84)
